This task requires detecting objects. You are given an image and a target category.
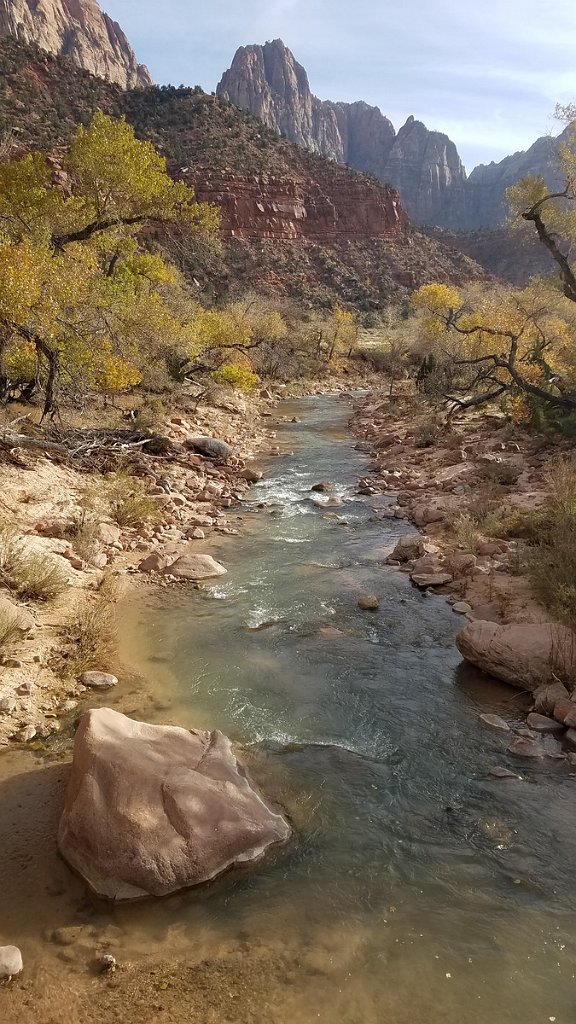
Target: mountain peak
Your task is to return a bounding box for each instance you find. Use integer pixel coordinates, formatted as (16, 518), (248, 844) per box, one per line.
(0, 0), (152, 88)
(217, 42), (467, 225)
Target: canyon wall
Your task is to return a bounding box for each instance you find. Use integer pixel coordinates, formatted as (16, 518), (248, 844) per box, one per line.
(0, 0), (151, 87)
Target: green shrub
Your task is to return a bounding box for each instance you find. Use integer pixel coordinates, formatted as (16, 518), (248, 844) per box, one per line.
(211, 363), (260, 392)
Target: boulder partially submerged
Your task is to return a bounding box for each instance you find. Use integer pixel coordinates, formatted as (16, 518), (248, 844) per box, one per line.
(58, 708), (290, 901)
(456, 620), (576, 691)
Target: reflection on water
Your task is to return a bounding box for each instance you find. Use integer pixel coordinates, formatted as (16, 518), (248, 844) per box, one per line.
(1, 394), (575, 1023)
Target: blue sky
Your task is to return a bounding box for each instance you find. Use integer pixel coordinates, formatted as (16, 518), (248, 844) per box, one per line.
(103, 0), (576, 171)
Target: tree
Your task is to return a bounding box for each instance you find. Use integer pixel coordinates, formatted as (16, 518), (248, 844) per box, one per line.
(507, 109), (576, 305)
(0, 112), (219, 415)
(410, 281), (576, 421)
(407, 112), (576, 425)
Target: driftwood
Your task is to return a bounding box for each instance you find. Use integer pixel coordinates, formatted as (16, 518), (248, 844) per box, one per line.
(0, 425), (183, 466)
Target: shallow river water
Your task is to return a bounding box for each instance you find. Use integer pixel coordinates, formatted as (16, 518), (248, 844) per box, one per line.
(2, 394), (576, 1023)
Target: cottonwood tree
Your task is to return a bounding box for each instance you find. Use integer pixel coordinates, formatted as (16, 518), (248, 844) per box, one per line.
(408, 111), (576, 424)
(0, 112), (218, 415)
(410, 281), (576, 421)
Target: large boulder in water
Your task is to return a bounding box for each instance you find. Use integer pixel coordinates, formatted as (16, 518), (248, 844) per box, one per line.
(58, 708), (291, 901)
(163, 553), (227, 580)
(456, 620), (576, 691)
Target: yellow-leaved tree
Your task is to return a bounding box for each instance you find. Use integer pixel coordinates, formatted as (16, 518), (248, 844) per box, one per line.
(407, 111), (576, 425)
(410, 280), (576, 420)
(0, 111), (219, 415)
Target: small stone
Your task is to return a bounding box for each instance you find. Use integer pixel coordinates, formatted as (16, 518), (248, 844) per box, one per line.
(138, 552), (169, 573)
(81, 672), (118, 691)
(411, 572), (453, 588)
(98, 523), (121, 546)
(187, 527), (205, 540)
(58, 700), (78, 714)
(0, 697), (17, 714)
(96, 954), (117, 974)
(526, 712), (565, 734)
(480, 713), (510, 732)
(452, 602), (472, 615)
(357, 595), (379, 611)
(12, 724), (36, 742)
(241, 468), (263, 483)
(3, 658), (22, 668)
(16, 681), (33, 696)
(507, 736), (543, 758)
(489, 766), (522, 779)
(0, 945), (23, 979)
(52, 926), (86, 947)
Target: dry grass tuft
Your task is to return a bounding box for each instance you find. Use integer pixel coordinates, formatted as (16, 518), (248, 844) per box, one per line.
(67, 593), (117, 675)
(104, 470), (162, 528)
(9, 553), (69, 601)
(0, 526), (68, 601)
(0, 608), (22, 652)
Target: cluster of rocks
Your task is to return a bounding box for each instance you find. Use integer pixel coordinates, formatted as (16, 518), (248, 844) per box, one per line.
(350, 393), (576, 760)
(0, 388), (284, 746)
(350, 394), (571, 623)
(464, 620), (576, 761)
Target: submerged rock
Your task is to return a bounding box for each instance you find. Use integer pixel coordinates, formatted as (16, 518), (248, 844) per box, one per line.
(456, 621), (576, 691)
(58, 708), (290, 900)
(479, 713), (510, 732)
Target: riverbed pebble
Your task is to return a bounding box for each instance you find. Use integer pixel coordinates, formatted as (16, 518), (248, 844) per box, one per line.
(479, 713), (510, 732)
(0, 945), (23, 979)
(357, 595), (379, 611)
(81, 671), (119, 690)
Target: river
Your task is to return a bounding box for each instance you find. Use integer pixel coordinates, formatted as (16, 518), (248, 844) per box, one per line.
(1, 393), (575, 1023)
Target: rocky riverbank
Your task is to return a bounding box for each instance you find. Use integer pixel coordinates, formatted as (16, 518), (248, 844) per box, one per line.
(0, 386), (287, 748)
(350, 389), (576, 758)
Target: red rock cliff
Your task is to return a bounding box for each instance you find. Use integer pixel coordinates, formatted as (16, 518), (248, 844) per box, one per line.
(190, 167), (409, 243)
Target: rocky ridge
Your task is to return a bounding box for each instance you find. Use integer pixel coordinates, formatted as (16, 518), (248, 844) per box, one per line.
(217, 39), (568, 235)
(217, 40), (468, 229)
(0, 0), (151, 87)
(0, 38), (489, 308)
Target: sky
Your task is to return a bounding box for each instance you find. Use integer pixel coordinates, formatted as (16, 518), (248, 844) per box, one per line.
(102, 0), (576, 172)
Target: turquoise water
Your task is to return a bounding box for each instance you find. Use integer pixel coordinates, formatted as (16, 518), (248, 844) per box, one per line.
(2, 393), (575, 1023)
(121, 394), (576, 1024)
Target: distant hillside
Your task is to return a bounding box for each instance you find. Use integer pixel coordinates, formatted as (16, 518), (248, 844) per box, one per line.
(0, 38), (489, 310)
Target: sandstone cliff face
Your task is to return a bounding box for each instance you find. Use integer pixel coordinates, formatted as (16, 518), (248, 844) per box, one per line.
(0, 0), (151, 88)
(217, 40), (570, 235)
(217, 40), (467, 227)
(190, 167), (408, 243)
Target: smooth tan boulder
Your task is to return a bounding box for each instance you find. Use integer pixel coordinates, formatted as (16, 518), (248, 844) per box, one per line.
(162, 553), (227, 580)
(58, 708), (290, 901)
(456, 621), (576, 691)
